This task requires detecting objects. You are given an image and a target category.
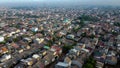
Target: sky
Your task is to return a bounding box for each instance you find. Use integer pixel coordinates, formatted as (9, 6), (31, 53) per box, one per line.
(0, 0), (120, 7)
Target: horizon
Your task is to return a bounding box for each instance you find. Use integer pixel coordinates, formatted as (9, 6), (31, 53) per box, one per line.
(0, 0), (120, 7)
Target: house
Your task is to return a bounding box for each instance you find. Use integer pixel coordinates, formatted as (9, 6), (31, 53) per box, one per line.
(77, 30), (82, 37)
(29, 20), (35, 25)
(43, 53), (56, 65)
(66, 54), (77, 60)
(18, 49), (24, 53)
(31, 61), (45, 68)
(0, 23), (6, 27)
(117, 35), (120, 40)
(31, 27), (38, 32)
(32, 54), (40, 59)
(117, 44), (120, 52)
(23, 37), (32, 43)
(35, 33), (43, 38)
(14, 63), (26, 68)
(43, 46), (50, 50)
(0, 54), (12, 62)
(17, 40), (30, 50)
(85, 47), (94, 54)
(61, 38), (75, 45)
(74, 37), (81, 42)
(10, 42), (19, 49)
(0, 36), (4, 42)
(22, 28), (27, 32)
(55, 62), (70, 68)
(59, 31), (66, 36)
(88, 24), (96, 28)
(55, 41), (61, 45)
(72, 59), (83, 68)
(74, 46), (82, 51)
(105, 56), (117, 65)
(81, 48), (89, 53)
(93, 38), (99, 45)
(66, 34), (75, 40)
(96, 61), (104, 68)
(94, 51), (106, 63)
(21, 58), (37, 66)
(33, 38), (44, 44)
(39, 50), (47, 57)
(50, 45), (62, 55)
(0, 44), (4, 47)
(0, 46), (9, 54)
(15, 29), (21, 33)
(56, 32), (63, 38)
(69, 49), (80, 56)
(63, 20), (71, 26)
(64, 57), (72, 66)
(76, 43), (85, 48)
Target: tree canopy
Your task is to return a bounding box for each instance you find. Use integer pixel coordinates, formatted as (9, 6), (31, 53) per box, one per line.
(83, 57), (96, 68)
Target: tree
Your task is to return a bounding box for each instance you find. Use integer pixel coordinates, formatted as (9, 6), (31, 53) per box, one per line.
(0, 41), (6, 44)
(88, 57), (96, 65)
(89, 34), (95, 39)
(13, 38), (19, 42)
(84, 63), (94, 68)
(78, 14), (99, 22)
(112, 31), (118, 35)
(46, 40), (53, 47)
(62, 45), (73, 54)
(114, 22), (120, 27)
(83, 57), (96, 68)
(81, 32), (87, 37)
(80, 19), (85, 26)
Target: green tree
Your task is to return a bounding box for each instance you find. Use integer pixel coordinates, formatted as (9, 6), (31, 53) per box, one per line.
(84, 63), (94, 68)
(62, 45), (73, 54)
(0, 41), (6, 44)
(89, 34), (95, 39)
(46, 40), (53, 47)
(78, 14), (99, 22)
(83, 57), (96, 68)
(114, 22), (120, 27)
(13, 38), (19, 42)
(80, 19), (85, 26)
(81, 32), (87, 37)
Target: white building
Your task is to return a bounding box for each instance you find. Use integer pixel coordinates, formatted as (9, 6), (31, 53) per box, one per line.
(0, 36), (4, 42)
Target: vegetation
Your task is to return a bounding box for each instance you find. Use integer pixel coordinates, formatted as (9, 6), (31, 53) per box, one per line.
(75, 14), (99, 28)
(13, 38), (19, 42)
(83, 57), (96, 68)
(80, 19), (85, 26)
(78, 15), (99, 22)
(46, 40), (53, 47)
(114, 22), (120, 27)
(0, 41), (6, 44)
(32, 32), (37, 35)
(40, 30), (45, 35)
(81, 32), (87, 37)
(15, 25), (20, 28)
(112, 31), (118, 35)
(89, 34), (95, 39)
(62, 45), (73, 54)
(22, 35), (29, 37)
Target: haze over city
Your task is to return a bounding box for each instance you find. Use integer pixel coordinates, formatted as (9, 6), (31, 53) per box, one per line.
(0, 0), (120, 7)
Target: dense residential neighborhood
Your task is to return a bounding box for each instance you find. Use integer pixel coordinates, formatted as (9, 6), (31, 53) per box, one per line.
(0, 6), (120, 68)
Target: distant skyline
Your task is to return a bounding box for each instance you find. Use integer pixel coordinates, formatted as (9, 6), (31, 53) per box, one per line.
(0, 0), (120, 7)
